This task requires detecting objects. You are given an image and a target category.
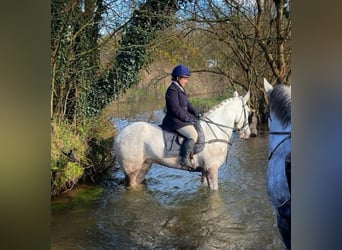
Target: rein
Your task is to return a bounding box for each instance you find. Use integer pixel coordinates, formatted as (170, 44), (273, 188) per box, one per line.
(236, 97), (250, 132)
(196, 98), (250, 169)
(199, 97), (249, 145)
(268, 131), (291, 160)
(200, 116), (234, 144)
(269, 131), (291, 135)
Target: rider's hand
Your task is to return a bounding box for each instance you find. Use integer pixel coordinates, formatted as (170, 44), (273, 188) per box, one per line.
(187, 116), (197, 124)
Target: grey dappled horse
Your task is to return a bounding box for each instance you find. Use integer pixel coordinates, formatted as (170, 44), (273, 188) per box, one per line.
(264, 78), (291, 249)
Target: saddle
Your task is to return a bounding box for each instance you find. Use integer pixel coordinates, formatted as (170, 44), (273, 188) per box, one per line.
(161, 122), (205, 158)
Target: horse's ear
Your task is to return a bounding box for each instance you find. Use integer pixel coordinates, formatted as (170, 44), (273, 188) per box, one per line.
(233, 91), (239, 97)
(243, 90), (250, 103)
(263, 78), (273, 95)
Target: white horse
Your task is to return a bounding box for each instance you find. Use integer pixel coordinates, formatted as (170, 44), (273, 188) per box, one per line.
(114, 91), (251, 191)
(264, 78), (291, 249)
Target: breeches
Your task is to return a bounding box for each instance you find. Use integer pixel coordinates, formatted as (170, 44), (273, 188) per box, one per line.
(176, 125), (198, 142)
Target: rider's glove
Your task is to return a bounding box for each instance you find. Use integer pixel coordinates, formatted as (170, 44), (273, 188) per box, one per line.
(187, 116), (197, 124)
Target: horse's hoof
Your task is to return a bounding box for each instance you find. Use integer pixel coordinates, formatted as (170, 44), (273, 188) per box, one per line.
(189, 166), (203, 172)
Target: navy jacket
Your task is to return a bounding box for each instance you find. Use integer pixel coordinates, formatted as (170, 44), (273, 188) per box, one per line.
(161, 81), (198, 131)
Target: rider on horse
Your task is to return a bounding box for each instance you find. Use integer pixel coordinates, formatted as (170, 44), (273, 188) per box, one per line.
(161, 64), (201, 169)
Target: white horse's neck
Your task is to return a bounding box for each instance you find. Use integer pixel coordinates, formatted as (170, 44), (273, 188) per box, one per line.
(203, 99), (240, 139)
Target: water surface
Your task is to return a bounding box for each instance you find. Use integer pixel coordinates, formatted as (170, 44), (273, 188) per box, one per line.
(51, 111), (284, 249)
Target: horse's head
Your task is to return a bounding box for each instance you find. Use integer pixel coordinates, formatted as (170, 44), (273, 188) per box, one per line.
(263, 78), (291, 131)
(263, 79), (291, 250)
(233, 91), (251, 139)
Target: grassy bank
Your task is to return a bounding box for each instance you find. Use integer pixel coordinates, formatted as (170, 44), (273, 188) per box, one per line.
(51, 115), (115, 197)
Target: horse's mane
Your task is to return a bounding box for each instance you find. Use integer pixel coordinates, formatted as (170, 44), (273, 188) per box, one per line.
(269, 84), (291, 127)
(205, 96), (235, 116)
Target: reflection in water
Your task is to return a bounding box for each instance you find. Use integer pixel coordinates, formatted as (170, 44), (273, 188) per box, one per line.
(51, 114), (285, 249)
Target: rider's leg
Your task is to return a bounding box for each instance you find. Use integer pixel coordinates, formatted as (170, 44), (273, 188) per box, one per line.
(176, 125), (198, 168)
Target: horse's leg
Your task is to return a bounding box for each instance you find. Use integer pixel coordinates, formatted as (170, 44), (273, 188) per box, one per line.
(122, 161), (143, 188)
(202, 167), (219, 190)
(136, 161), (152, 184)
(277, 199), (291, 249)
(201, 172), (209, 187)
(277, 212), (291, 249)
(124, 168), (139, 188)
(123, 160), (152, 188)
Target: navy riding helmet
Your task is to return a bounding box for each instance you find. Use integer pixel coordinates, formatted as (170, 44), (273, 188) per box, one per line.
(171, 64), (190, 78)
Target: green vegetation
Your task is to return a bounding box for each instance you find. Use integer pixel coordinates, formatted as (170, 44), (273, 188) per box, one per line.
(51, 186), (104, 212)
(51, 116), (115, 196)
(190, 96), (226, 113)
(51, 121), (86, 196)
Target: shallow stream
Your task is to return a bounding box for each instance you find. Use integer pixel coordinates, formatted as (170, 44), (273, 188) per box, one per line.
(51, 110), (284, 249)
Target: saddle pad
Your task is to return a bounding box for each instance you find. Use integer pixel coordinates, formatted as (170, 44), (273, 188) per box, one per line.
(161, 122), (205, 157)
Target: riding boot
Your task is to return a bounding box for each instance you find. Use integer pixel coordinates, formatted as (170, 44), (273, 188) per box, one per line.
(180, 138), (195, 169)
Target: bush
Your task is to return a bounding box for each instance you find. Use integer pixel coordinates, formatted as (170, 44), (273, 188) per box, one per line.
(51, 120), (87, 196)
(51, 116), (116, 197)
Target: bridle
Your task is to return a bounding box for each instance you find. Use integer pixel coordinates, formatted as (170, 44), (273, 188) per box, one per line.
(234, 97), (250, 134)
(268, 112), (291, 160)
